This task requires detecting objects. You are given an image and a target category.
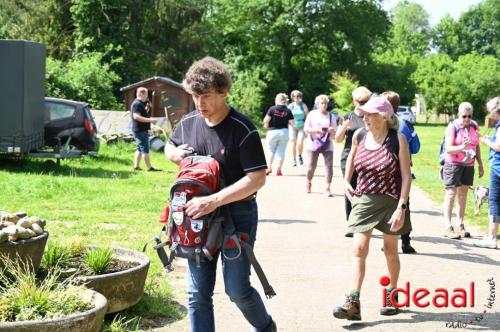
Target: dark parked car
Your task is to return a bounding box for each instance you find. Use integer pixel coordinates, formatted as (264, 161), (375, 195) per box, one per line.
(44, 97), (99, 153)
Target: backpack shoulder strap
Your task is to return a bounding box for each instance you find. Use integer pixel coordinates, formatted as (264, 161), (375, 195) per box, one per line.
(389, 128), (399, 157)
(356, 128), (367, 145)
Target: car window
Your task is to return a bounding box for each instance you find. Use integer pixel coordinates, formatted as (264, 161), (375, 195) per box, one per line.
(46, 102), (76, 121)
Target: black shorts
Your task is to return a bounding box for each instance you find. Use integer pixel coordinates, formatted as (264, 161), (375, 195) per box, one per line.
(442, 163), (474, 188)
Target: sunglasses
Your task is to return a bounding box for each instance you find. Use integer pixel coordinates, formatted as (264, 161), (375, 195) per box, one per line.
(461, 115), (472, 119)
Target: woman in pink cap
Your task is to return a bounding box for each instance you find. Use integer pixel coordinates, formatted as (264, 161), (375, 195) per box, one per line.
(333, 96), (412, 321)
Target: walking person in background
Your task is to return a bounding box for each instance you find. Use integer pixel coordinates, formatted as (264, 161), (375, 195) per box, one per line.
(382, 91), (418, 254)
(441, 102), (484, 239)
(304, 94), (337, 196)
(131, 86), (159, 171)
(333, 97), (412, 320)
(165, 57), (276, 332)
(474, 96), (500, 249)
(335, 86), (371, 236)
(263, 93), (295, 176)
(288, 90), (309, 166)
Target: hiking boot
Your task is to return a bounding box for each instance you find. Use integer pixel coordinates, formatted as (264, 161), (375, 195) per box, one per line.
(276, 169), (283, 176)
(306, 182), (312, 193)
(473, 236), (497, 249)
(380, 291), (399, 316)
(457, 224), (471, 238)
(444, 226), (461, 239)
(299, 155), (304, 165)
(292, 159), (297, 167)
(402, 243), (417, 254)
(266, 167), (272, 175)
(333, 294), (361, 320)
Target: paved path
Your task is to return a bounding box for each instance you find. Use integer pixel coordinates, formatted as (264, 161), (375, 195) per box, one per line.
(159, 142), (499, 332)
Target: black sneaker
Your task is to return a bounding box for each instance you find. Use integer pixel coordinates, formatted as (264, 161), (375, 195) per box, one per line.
(333, 294), (361, 320)
(133, 166), (142, 171)
(345, 232), (354, 238)
(299, 155), (304, 165)
(147, 167), (161, 172)
(402, 243), (417, 254)
(380, 291), (399, 316)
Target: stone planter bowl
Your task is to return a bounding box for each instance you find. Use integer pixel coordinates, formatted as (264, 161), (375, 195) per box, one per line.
(0, 231), (49, 272)
(81, 246), (150, 314)
(0, 288), (108, 332)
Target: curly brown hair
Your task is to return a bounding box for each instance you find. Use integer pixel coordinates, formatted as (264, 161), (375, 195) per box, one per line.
(183, 57), (232, 94)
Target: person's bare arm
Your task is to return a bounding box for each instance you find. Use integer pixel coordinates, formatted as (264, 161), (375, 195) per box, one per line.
(335, 118), (349, 143)
(185, 169), (266, 219)
(344, 129), (360, 200)
(133, 112), (156, 124)
(388, 133), (412, 232)
(263, 115), (271, 129)
(164, 142), (193, 165)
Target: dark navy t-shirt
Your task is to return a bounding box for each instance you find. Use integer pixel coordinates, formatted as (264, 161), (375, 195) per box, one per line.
(168, 108), (267, 186)
(131, 99), (151, 132)
(266, 105), (294, 129)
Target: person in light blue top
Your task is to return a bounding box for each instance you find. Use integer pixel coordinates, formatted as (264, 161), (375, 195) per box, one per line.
(288, 90), (309, 167)
(474, 96), (500, 249)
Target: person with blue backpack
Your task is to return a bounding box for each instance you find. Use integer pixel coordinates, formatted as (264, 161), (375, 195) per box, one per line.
(382, 91), (420, 254)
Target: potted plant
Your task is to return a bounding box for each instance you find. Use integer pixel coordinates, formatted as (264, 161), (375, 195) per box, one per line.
(0, 212), (49, 272)
(41, 241), (150, 314)
(0, 256), (108, 332)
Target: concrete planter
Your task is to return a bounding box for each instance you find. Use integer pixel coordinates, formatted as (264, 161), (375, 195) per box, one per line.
(81, 246), (150, 314)
(0, 288), (107, 332)
(0, 231), (48, 272)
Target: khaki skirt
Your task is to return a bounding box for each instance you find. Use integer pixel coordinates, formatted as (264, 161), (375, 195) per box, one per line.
(347, 194), (412, 235)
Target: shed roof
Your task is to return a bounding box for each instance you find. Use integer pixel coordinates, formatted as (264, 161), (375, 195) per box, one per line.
(119, 76), (184, 91)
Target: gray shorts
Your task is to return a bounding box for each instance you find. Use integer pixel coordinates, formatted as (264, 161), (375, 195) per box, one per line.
(347, 194), (412, 236)
(442, 163), (474, 188)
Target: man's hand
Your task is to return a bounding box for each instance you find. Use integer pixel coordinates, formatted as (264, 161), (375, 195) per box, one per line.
(185, 195), (219, 220)
(150, 118), (157, 125)
(165, 143), (194, 164)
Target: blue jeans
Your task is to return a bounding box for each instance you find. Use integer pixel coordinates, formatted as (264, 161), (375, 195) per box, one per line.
(489, 167), (500, 222)
(187, 200), (273, 332)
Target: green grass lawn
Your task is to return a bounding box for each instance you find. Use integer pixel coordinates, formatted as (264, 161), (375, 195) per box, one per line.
(0, 141), (184, 330)
(411, 123), (493, 229)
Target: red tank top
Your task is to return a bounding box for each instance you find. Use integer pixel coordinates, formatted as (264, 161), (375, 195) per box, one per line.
(354, 133), (401, 198)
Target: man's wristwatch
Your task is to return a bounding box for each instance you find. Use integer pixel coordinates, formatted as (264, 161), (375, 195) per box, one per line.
(399, 203), (407, 210)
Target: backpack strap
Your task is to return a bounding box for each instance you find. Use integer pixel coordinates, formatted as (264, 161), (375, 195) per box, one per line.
(389, 128), (399, 159)
(356, 128), (367, 145)
(221, 204), (276, 299)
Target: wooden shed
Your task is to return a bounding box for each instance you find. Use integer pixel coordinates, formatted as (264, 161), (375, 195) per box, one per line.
(120, 76), (194, 128)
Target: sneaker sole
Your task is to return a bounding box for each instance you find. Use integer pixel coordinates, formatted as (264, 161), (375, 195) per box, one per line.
(473, 243), (497, 249)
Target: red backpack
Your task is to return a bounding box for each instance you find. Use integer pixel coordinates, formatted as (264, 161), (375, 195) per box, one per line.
(159, 155), (225, 265)
(150, 154), (276, 298)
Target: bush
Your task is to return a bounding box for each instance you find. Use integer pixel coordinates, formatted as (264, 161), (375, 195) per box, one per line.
(46, 52), (121, 110)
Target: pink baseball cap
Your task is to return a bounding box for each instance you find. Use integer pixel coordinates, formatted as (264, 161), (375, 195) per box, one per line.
(358, 97), (394, 117)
